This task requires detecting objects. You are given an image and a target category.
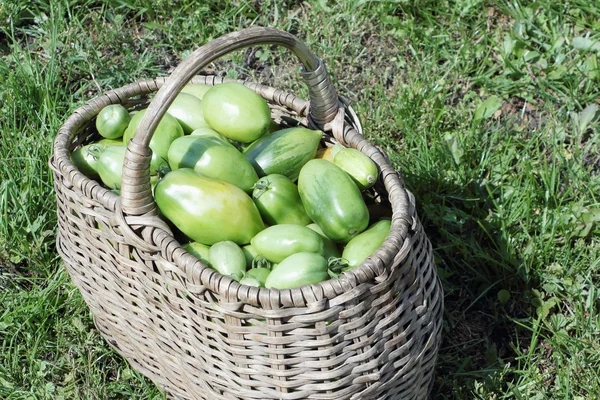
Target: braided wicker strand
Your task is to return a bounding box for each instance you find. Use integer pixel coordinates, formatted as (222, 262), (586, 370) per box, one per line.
(51, 28), (443, 399)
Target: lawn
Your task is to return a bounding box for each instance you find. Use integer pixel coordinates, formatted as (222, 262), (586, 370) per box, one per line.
(1, 0), (599, 398)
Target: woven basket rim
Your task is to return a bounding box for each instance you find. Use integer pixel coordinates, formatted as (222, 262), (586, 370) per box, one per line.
(51, 75), (414, 308)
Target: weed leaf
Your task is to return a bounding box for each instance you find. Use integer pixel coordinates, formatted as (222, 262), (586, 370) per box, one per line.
(572, 36), (600, 52)
(474, 96), (502, 121)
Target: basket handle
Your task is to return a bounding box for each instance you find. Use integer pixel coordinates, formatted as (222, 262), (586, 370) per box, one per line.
(120, 27), (340, 217)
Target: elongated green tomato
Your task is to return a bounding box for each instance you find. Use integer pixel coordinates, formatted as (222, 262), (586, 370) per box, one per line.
(298, 159), (369, 243)
(265, 252), (329, 289)
(251, 224), (324, 263)
(342, 219), (391, 271)
(96, 104), (131, 139)
(189, 127), (227, 142)
(243, 127), (322, 181)
(202, 82), (271, 143)
(333, 146), (379, 190)
(154, 168), (264, 245)
(252, 174), (312, 225)
(123, 108), (184, 175)
(306, 223), (341, 260)
(209, 241), (246, 281)
(166, 92), (210, 134)
(167, 135), (258, 192)
(182, 242), (211, 265)
(96, 145), (127, 190)
(245, 267), (271, 287)
(181, 83), (212, 100)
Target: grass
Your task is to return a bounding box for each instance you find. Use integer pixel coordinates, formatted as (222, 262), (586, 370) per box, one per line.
(1, 0), (599, 398)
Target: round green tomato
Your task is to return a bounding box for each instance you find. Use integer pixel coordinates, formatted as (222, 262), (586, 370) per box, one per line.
(182, 242), (211, 265)
(71, 144), (101, 179)
(342, 219), (391, 271)
(167, 92), (210, 134)
(306, 223), (341, 260)
(123, 108), (184, 175)
(96, 104), (130, 139)
(265, 252), (329, 289)
(209, 241), (246, 281)
(250, 224), (324, 263)
(202, 82), (271, 143)
(298, 159), (369, 243)
(96, 145), (127, 190)
(71, 138), (125, 179)
(181, 83), (212, 100)
(167, 135), (258, 192)
(154, 168), (264, 245)
(252, 174), (312, 226)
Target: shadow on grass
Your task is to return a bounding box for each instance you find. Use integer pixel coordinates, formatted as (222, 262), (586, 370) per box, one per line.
(401, 169), (540, 398)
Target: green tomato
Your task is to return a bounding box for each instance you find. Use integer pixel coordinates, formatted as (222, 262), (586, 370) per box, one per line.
(242, 244), (260, 268)
(202, 82), (271, 143)
(306, 223), (341, 260)
(342, 219), (391, 271)
(239, 275), (261, 287)
(250, 224), (324, 263)
(245, 267), (271, 287)
(96, 104), (131, 139)
(96, 145), (127, 190)
(154, 168), (264, 245)
(189, 127), (228, 142)
(265, 252), (329, 289)
(167, 135), (258, 192)
(209, 241), (246, 281)
(123, 108), (184, 175)
(71, 138), (124, 179)
(71, 144), (102, 179)
(243, 127), (322, 181)
(167, 92), (210, 134)
(181, 83), (212, 100)
(182, 242), (211, 265)
(298, 159), (369, 243)
(252, 174), (312, 226)
(333, 145), (379, 190)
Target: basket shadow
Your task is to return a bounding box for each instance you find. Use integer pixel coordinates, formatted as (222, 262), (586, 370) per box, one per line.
(401, 169), (539, 398)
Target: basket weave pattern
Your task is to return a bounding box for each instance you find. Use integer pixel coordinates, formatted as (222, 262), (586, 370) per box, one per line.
(51, 28), (443, 400)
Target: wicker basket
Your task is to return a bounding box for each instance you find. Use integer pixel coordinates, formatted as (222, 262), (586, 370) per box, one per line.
(50, 27), (443, 399)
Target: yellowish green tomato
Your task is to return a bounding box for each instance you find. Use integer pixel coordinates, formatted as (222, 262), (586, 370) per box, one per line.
(182, 242), (211, 265)
(166, 92), (210, 134)
(154, 168), (264, 245)
(208, 241), (247, 281)
(181, 83), (212, 100)
(250, 224), (324, 263)
(202, 82), (271, 143)
(264, 252), (329, 289)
